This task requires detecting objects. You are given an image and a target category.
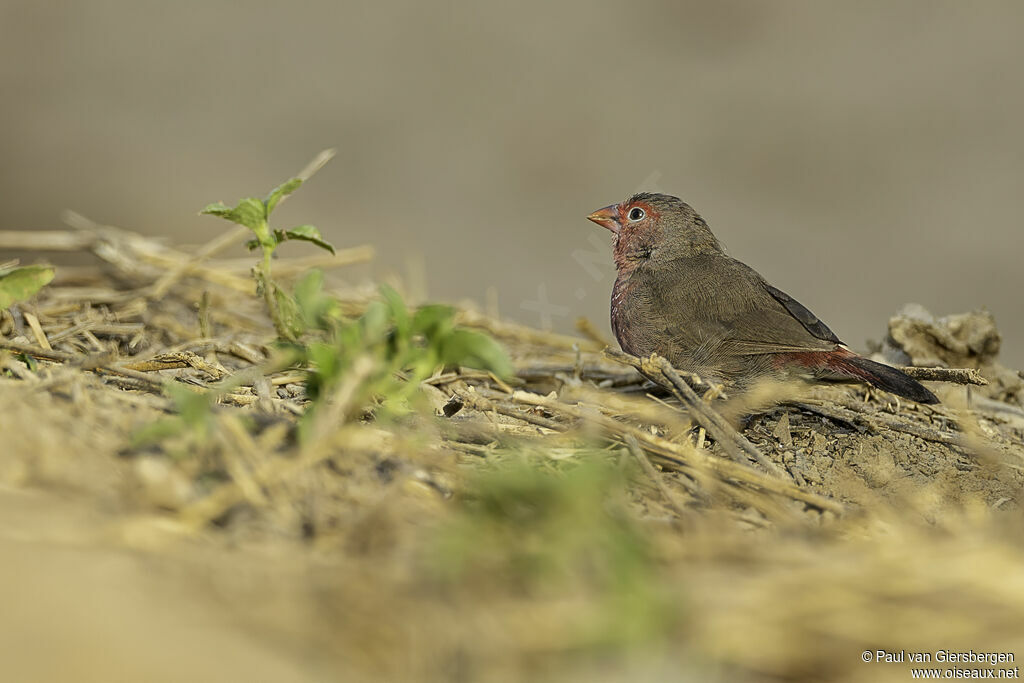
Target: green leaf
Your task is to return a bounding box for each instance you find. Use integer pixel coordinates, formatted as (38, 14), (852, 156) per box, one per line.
(360, 300), (390, 344)
(200, 202), (235, 219)
(133, 382), (214, 447)
(130, 417), (188, 448)
(274, 284), (303, 338)
(0, 265), (55, 309)
(412, 304), (455, 338)
(283, 225), (335, 254)
(264, 177), (302, 214)
(294, 269), (324, 312)
(233, 197), (267, 231)
(201, 198), (265, 232)
(438, 329), (513, 378)
(295, 269), (340, 331)
(165, 382), (214, 429)
(304, 340), (345, 402)
(379, 284), (410, 342)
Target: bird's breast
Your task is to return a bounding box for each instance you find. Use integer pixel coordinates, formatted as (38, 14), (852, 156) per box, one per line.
(610, 270), (646, 356)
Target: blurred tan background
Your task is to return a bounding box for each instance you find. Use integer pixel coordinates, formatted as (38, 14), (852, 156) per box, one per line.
(2, 0), (1022, 365)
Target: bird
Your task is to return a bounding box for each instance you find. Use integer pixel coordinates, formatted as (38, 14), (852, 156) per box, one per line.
(586, 192), (939, 404)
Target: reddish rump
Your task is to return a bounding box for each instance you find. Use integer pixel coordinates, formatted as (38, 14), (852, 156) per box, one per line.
(773, 348), (874, 381)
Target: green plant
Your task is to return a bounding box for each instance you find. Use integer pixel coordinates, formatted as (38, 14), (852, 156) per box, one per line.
(134, 280), (512, 450)
(131, 381), (220, 451)
(432, 458), (678, 648)
(293, 274), (512, 436)
(0, 264), (54, 309)
(201, 171), (335, 340)
(139, 154), (513, 453)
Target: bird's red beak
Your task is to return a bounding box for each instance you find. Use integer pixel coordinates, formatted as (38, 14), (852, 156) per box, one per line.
(586, 204), (621, 233)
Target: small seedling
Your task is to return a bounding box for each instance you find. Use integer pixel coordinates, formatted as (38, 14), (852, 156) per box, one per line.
(202, 167), (335, 340)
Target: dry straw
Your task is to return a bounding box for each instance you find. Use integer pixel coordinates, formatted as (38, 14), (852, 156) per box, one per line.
(0, 216), (1022, 683)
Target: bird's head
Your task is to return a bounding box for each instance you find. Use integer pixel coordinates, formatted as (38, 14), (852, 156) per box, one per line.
(586, 192), (722, 269)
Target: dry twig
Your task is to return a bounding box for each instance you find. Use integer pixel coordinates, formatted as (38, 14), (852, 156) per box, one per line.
(605, 349), (785, 477)
(489, 388), (843, 515)
(899, 365), (988, 386)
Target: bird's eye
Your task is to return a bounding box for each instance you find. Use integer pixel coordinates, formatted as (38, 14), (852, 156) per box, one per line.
(627, 207), (645, 221)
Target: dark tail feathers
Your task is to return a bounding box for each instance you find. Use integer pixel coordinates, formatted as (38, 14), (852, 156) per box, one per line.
(837, 355), (940, 404)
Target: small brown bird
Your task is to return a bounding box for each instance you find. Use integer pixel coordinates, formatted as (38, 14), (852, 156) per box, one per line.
(587, 192), (939, 404)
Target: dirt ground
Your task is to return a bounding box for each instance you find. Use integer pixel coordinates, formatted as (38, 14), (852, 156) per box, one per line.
(1, 229), (1023, 682)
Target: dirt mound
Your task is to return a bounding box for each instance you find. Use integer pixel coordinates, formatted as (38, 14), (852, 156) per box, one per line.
(1, 225), (1023, 682)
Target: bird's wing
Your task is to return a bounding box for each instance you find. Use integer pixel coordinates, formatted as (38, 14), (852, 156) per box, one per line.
(760, 282), (843, 345)
(652, 254), (842, 358)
